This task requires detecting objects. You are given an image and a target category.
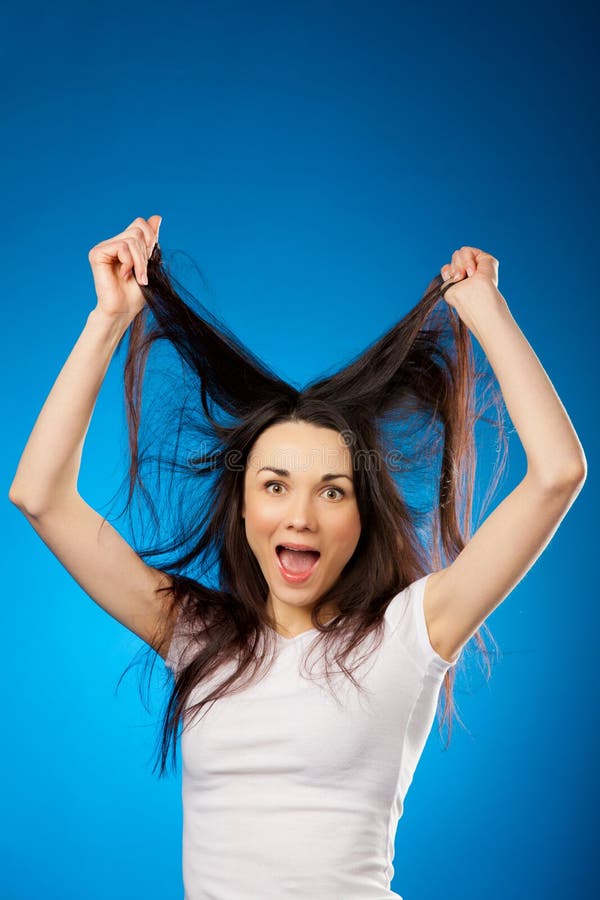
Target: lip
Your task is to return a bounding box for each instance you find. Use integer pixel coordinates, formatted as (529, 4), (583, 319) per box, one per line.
(275, 546), (321, 584)
(276, 542), (320, 552)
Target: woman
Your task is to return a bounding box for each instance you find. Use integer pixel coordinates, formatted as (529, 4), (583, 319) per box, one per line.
(9, 215), (587, 899)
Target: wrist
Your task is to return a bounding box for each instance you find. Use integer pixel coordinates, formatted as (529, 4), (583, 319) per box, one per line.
(87, 305), (136, 347)
(455, 287), (511, 343)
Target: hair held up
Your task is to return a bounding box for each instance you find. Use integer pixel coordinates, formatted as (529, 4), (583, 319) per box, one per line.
(109, 243), (507, 778)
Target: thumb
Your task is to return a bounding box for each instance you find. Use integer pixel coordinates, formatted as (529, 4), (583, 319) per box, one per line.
(148, 214), (163, 242)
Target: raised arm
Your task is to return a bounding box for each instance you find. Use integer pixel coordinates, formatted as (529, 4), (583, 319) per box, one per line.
(8, 215), (177, 659)
(425, 248), (587, 664)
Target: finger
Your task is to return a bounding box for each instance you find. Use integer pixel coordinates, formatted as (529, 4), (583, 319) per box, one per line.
(457, 252), (477, 278)
(124, 217), (157, 256)
(443, 260), (463, 281)
(147, 214), (162, 246)
(90, 238), (136, 279)
(461, 246), (498, 276)
(114, 241), (136, 280)
(451, 255), (465, 279)
(126, 222), (154, 256)
(112, 234), (145, 283)
(452, 250), (476, 280)
(126, 235), (148, 284)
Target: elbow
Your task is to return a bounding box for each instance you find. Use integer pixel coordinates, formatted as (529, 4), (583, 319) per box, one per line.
(8, 486), (24, 508)
(8, 485), (78, 517)
(527, 459), (588, 494)
(8, 485), (40, 515)
(558, 455), (588, 490)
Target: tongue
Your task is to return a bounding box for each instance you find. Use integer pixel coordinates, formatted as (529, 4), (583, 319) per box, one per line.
(279, 548), (319, 573)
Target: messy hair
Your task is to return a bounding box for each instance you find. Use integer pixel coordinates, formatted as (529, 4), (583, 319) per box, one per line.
(109, 244), (507, 778)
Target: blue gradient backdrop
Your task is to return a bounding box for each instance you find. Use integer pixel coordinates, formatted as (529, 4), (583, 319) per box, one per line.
(2, 1), (597, 898)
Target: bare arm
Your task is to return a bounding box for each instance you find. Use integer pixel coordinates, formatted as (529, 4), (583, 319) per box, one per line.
(440, 249), (587, 486)
(425, 249), (587, 663)
(9, 306), (135, 512)
(7, 216), (177, 660)
(10, 213), (160, 508)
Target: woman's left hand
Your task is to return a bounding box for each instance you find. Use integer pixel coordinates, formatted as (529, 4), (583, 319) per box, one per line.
(440, 246), (500, 304)
(440, 247), (507, 339)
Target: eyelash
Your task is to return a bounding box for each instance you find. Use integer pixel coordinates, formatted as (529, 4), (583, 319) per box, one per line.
(264, 481), (346, 500)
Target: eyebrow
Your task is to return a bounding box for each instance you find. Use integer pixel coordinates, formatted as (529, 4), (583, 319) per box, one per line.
(256, 466), (353, 482)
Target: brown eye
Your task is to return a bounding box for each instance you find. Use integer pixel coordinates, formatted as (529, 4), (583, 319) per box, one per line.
(265, 481), (284, 494)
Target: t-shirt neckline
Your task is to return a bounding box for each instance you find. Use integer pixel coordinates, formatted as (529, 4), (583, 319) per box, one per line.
(273, 626), (319, 643)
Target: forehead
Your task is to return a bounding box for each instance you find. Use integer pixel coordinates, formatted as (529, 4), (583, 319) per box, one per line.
(246, 422), (352, 474)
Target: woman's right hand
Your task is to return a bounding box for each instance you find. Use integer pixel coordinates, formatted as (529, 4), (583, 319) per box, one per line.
(88, 215), (162, 320)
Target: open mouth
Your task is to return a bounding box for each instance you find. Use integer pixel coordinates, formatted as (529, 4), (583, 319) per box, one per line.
(275, 545), (321, 582)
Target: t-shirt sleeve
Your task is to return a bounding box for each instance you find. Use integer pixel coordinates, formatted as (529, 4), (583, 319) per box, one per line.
(385, 572), (457, 677)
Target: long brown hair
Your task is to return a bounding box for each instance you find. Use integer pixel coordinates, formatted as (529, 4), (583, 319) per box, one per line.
(109, 245), (507, 778)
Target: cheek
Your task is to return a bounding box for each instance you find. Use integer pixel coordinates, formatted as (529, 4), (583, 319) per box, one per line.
(329, 511), (361, 551)
(244, 498), (279, 534)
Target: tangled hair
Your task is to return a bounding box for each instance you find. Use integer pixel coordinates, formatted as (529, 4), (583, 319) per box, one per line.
(108, 243), (508, 779)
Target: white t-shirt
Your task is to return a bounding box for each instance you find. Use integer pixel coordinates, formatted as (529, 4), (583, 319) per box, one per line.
(165, 572), (457, 899)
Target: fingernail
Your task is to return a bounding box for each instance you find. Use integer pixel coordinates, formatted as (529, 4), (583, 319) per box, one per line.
(467, 266), (474, 277)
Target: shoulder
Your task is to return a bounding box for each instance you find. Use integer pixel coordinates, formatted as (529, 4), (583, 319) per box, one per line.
(385, 572), (457, 672)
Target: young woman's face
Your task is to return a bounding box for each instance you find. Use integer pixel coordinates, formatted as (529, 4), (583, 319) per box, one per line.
(242, 421), (362, 625)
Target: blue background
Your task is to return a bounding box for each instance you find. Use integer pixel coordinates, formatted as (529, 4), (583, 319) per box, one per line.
(3, 1), (597, 898)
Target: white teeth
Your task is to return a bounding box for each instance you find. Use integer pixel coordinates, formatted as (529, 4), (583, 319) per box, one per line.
(277, 545), (320, 554)
(280, 546), (317, 552)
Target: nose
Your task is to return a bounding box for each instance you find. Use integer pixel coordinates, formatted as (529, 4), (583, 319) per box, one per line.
(285, 493), (317, 531)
